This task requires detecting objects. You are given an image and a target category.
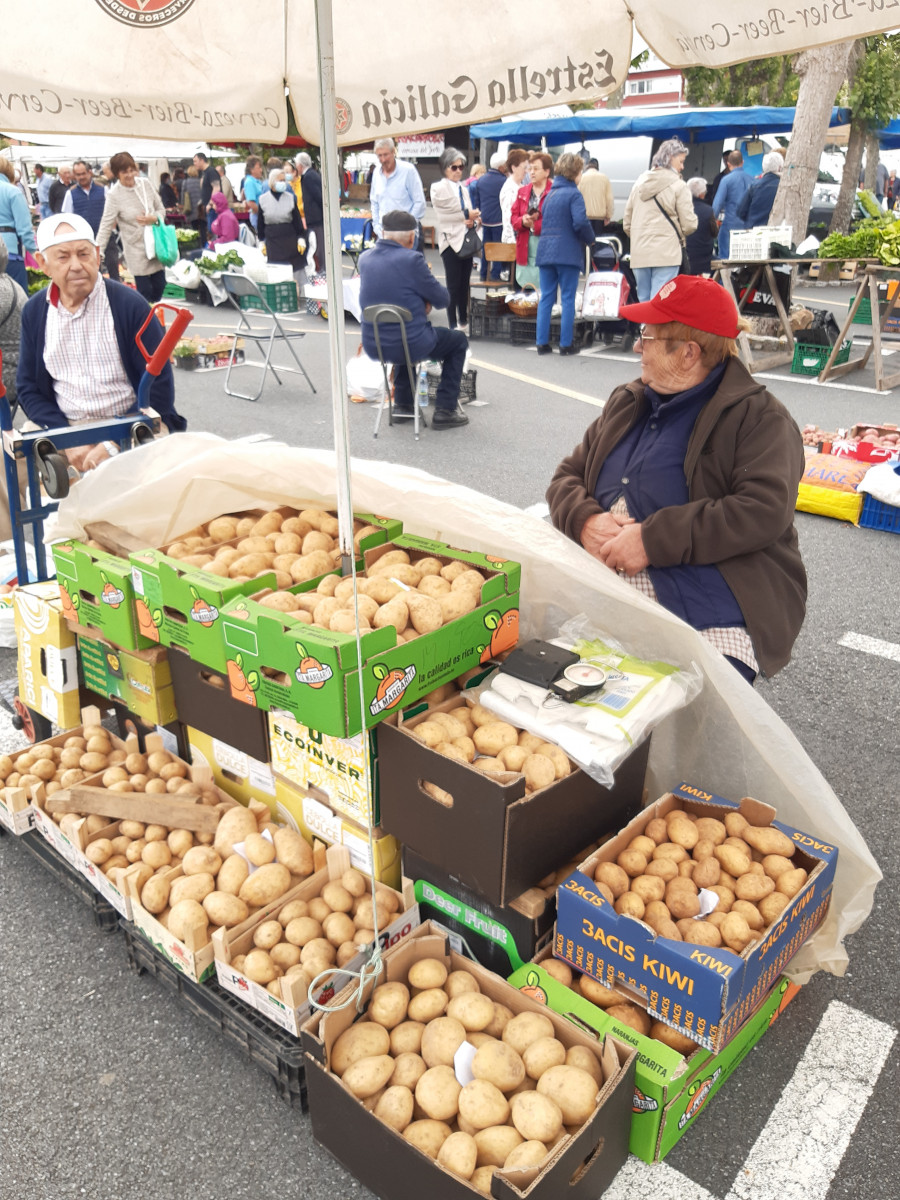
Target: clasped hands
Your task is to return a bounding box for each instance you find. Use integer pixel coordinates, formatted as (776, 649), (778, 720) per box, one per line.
(580, 511), (649, 576)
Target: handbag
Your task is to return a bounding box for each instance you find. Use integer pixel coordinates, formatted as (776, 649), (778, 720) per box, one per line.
(653, 196), (691, 274)
(456, 185), (482, 259)
(137, 178), (177, 264)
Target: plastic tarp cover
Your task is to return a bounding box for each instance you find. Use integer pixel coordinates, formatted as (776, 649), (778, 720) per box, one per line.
(45, 434), (881, 983)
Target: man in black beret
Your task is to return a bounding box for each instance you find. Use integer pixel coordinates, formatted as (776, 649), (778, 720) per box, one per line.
(358, 210), (469, 429)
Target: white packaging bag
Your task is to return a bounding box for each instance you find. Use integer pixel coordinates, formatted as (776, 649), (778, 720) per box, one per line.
(581, 271), (629, 319)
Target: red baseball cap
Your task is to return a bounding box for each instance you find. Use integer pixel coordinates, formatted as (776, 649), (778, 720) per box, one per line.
(621, 275), (739, 338)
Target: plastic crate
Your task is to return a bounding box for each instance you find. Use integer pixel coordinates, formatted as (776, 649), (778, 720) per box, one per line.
(162, 283), (186, 299)
(239, 280), (299, 313)
(509, 316), (590, 348)
(727, 225), (793, 261)
(469, 308), (511, 340)
(16, 830), (119, 932)
(426, 368), (477, 405)
(120, 922), (308, 1109)
(859, 495), (900, 533)
(791, 338), (851, 376)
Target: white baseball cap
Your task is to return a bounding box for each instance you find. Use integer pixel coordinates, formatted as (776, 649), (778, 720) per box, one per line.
(36, 213), (97, 252)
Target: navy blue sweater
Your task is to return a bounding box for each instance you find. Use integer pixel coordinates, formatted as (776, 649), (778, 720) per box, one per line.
(535, 177), (595, 270)
(737, 172), (780, 227)
(475, 169), (506, 226)
(359, 239), (450, 362)
(17, 280), (186, 432)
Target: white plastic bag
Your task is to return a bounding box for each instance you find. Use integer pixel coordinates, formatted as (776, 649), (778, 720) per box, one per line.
(169, 258), (201, 290)
(346, 351), (386, 402)
(857, 461), (900, 506)
(581, 271), (628, 319)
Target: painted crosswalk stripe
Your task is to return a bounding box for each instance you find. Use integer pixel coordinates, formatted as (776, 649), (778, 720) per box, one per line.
(466, 358), (605, 408)
(838, 632), (900, 663)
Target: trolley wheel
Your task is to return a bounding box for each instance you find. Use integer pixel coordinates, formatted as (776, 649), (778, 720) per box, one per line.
(602, 329), (616, 345)
(131, 420), (155, 447)
(620, 330), (635, 353)
(33, 439), (70, 500)
(12, 697), (52, 745)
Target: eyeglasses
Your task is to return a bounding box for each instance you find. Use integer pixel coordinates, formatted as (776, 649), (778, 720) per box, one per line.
(637, 325), (688, 345)
(449, 164), (465, 172)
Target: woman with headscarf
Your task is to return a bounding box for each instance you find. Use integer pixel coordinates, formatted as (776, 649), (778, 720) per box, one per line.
(207, 190), (240, 248)
(257, 168), (308, 294)
(623, 138), (697, 302)
(736, 152), (784, 228)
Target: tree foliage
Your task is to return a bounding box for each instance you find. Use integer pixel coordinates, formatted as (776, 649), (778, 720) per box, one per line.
(849, 33), (900, 126)
(682, 58), (799, 108)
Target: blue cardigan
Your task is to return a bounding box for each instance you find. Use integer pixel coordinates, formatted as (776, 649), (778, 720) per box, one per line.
(17, 280), (186, 433)
(359, 239), (450, 363)
(536, 177), (595, 270)
(737, 172), (780, 228)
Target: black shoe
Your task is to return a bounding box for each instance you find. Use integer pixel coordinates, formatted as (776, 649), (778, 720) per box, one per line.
(559, 345), (578, 356)
(536, 344), (552, 355)
(392, 406), (415, 418)
(432, 407), (469, 429)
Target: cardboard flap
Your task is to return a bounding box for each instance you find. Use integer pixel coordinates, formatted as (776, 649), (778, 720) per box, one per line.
(738, 795), (778, 827)
(84, 522), (151, 556)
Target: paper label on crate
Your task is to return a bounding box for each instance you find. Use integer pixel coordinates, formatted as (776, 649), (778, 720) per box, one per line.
(341, 827), (374, 874)
(212, 738), (248, 779)
(131, 567), (144, 595)
(454, 1041), (478, 1087)
(696, 888), (719, 918)
(45, 644), (78, 693)
(247, 759), (276, 796)
(39, 686), (59, 723)
(303, 794), (342, 847)
(154, 725), (180, 755)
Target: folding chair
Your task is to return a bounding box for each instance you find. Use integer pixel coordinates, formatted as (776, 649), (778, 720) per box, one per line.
(365, 304), (427, 440)
(221, 273), (316, 402)
(470, 242), (517, 293)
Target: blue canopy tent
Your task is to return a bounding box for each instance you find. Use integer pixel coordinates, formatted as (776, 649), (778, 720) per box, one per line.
(877, 119), (900, 148)
(470, 106), (851, 145)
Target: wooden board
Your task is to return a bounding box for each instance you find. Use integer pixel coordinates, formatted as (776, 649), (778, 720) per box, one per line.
(46, 786), (220, 833)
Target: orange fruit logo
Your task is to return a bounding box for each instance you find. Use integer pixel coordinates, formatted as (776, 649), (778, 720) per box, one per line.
(99, 572), (125, 609)
(294, 642), (333, 689)
(519, 969), (547, 1006)
(59, 583), (78, 621)
(368, 662), (416, 716)
(135, 597), (161, 642)
(226, 654), (260, 706)
(188, 586), (218, 627)
(479, 608), (519, 664)
(632, 1088), (659, 1115)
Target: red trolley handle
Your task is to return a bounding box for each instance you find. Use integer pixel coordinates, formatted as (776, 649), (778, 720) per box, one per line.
(135, 303), (194, 376)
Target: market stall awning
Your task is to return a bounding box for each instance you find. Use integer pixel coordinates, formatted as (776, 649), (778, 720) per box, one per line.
(877, 118), (900, 148)
(469, 106), (852, 145)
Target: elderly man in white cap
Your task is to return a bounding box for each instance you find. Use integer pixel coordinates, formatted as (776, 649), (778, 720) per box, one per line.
(16, 213), (185, 472)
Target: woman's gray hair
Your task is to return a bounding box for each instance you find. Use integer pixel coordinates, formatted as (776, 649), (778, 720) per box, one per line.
(268, 168), (285, 189)
(440, 147), (466, 175)
(652, 139), (689, 170)
(762, 151), (784, 175)
(688, 177), (708, 198)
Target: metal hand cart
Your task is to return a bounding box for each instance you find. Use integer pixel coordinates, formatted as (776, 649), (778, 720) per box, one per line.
(582, 237), (639, 351)
(0, 302), (193, 586)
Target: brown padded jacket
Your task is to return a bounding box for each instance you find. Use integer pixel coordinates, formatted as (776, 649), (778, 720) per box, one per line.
(546, 357), (807, 677)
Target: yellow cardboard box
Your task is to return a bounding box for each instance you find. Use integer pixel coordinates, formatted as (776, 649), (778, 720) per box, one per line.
(14, 583), (81, 729)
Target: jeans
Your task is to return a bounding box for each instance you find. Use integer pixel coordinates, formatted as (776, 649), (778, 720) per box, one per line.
(6, 257), (27, 292)
(135, 270), (166, 303)
(480, 224), (504, 281)
(537, 264), (580, 348)
(632, 265), (679, 302)
(441, 246), (472, 328)
(392, 327), (468, 412)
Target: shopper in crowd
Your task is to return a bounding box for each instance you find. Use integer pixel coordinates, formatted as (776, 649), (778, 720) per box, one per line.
(547, 275), (806, 684)
(511, 152), (553, 291)
(0, 240), (26, 405)
(579, 157), (614, 236)
(369, 138), (426, 250)
(708, 150), (732, 207)
(48, 164), (73, 214)
(358, 210), (469, 430)
(0, 156), (38, 292)
(500, 149), (530, 245)
(430, 147), (482, 335)
(266, 156), (284, 172)
(181, 166), (205, 244)
(474, 152), (507, 282)
(158, 172), (178, 208)
(534, 152), (594, 357)
(684, 178), (719, 276)
(172, 166), (186, 203)
(17, 213), (185, 474)
(207, 190), (239, 248)
(737, 152), (783, 228)
(34, 163), (53, 218)
(61, 160), (118, 280)
(96, 151), (167, 303)
(216, 164), (235, 205)
(464, 162), (486, 195)
(296, 152), (324, 273)
(624, 138), (696, 302)
(285, 161), (305, 224)
(258, 168), (308, 294)
(711, 151), (750, 260)
(241, 155), (267, 231)
(194, 151), (220, 209)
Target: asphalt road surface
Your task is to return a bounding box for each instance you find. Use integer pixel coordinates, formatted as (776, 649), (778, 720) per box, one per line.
(1, 266), (897, 1200)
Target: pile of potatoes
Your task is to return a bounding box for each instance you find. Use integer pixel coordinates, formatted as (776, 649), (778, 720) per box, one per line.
(254, 549), (487, 638)
(0, 723), (126, 798)
(161, 508), (383, 590)
(536, 957), (699, 1057)
(328, 958), (607, 1194)
(228, 868), (404, 1002)
(593, 804), (807, 957)
(409, 703), (573, 799)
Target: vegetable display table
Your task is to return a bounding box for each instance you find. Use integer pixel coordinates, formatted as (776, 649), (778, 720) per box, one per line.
(818, 265), (900, 391)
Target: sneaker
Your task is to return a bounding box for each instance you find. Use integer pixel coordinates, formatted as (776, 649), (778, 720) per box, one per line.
(432, 407), (469, 429)
(457, 323), (469, 336)
(559, 345), (578, 356)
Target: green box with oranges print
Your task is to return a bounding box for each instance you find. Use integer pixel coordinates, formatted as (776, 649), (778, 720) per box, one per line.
(507, 954), (799, 1163)
(52, 541), (155, 652)
(217, 535), (521, 738)
(126, 512), (401, 672)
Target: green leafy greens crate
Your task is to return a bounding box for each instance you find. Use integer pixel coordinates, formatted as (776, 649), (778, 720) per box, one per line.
(791, 338), (851, 376)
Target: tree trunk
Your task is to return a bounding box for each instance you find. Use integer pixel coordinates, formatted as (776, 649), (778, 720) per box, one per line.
(829, 115), (867, 234)
(769, 41), (856, 241)
(863, 130), (879, 192)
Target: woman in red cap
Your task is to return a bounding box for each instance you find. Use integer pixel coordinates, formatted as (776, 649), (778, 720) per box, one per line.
(547, 276), (807, 683)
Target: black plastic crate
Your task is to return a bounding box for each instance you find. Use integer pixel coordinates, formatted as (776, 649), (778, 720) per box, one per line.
(17, 829), (120, 932)
(426, 368), (477, 405)
(120, 921), (308, 1110)
(509, 315), (590, 348)
(469, 308), (511, 341)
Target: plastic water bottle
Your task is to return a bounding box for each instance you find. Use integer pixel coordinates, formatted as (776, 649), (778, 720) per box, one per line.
(417, 364), (429, 408)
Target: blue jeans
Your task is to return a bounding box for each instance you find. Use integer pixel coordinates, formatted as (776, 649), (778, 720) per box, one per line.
(632, 264), (679, 302)
(392, 327), (468, 412)
(6, 257), (28, 292)
(537, 265), (580, 348)
(480, 224), (504, 281)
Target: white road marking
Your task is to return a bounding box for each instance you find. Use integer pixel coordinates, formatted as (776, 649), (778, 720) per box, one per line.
(756, 372), (895, 395)
(838, 632), (900, 663)
(466, 358), (605, 408)
(604, 1000), (896, 1200)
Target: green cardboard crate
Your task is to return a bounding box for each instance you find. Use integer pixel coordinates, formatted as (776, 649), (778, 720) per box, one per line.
(52, 541), (156, 651)
(78, 634), (177, 726)
(507, 956), (800, 1162)
(218, 535), (521, 737)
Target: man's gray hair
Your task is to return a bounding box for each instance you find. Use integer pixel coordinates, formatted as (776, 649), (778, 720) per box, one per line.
(295, 152), (312, 170)
(688, 177), (708, 198)
(58, 162), (73, 172)
(374, 138), (396, 153)
(762, 151), (784, 175)
(381, 229), (415, 244)
(268, 168), (285, 189)
(651, 139), (688, 170)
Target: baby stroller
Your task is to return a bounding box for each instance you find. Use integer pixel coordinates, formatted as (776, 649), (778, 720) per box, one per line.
(582, 237), (639, 351)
